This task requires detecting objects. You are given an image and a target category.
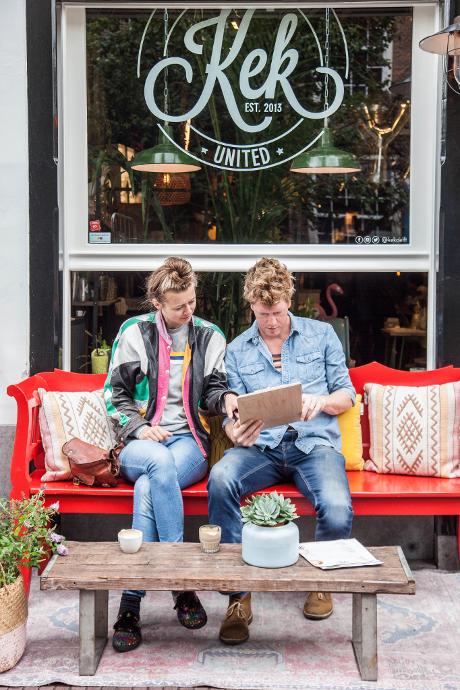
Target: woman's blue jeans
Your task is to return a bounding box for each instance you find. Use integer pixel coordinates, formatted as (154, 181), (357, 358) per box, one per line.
(120, 433), (207, 599)
(208, 430), (353, 543)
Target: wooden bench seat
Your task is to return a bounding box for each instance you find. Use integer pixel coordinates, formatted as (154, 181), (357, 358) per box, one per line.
(24, 468), (460, 521)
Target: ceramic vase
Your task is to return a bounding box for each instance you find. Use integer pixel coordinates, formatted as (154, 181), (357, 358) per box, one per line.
(242, 521), (299, 568)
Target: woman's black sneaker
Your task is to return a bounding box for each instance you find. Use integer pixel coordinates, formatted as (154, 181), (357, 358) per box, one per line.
(112, 611), (142, 652)
(174, 591), (207, 629)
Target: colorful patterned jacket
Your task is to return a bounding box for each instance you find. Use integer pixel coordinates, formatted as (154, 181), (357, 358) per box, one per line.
(104, 312), (229, 457)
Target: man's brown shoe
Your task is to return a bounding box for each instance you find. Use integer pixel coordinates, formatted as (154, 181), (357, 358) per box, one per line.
(303, 592), (333, 620)
(219, 593), (253, 645)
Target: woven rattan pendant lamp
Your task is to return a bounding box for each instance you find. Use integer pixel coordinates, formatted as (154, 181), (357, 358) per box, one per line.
(291, 9), (360, 174)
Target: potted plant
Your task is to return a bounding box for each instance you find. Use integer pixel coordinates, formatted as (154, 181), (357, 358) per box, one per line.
(0, 491), (65, 672)
(241, 491), (300, 568)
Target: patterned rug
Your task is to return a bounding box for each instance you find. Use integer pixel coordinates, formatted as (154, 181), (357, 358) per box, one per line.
(1, 569), (460, 690)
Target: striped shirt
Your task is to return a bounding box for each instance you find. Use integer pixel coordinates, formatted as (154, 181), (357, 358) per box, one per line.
(160, 324), (190, 434)
(272, 353), (282, 371)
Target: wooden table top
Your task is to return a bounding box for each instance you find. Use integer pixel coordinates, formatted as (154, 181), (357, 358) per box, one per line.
(41, 542), (415, 595)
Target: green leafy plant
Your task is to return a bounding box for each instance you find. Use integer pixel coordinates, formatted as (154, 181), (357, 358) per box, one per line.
(297, 296), (320, 320)
(241, 491), (299, 527)
(0, 491), (66, 587)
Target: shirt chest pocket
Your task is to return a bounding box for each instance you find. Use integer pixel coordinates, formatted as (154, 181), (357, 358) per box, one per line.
(238, 362), (265, 392)
(296, 351), (324, 382)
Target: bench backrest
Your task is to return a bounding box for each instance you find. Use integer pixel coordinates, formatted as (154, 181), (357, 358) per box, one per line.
(7, 364), (460, 485)
(349, 362), (460, 459)
(7, 370), (106, 483)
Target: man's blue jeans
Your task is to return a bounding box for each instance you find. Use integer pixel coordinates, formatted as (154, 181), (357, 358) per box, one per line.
(208, 430), (353, 544)
(120, 433), (207, 598)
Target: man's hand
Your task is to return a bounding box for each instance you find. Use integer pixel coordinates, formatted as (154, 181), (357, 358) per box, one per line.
(226, 418), (263, 447)
(223, 393), (239, 420)
(138, 425), (172, 442)
(301, 394), (329, 421)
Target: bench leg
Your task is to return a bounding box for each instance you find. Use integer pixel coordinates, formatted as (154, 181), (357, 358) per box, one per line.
(352, 593), (378, 681)
(79, 589), (108, 676)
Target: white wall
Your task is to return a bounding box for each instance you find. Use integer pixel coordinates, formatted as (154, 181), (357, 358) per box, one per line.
(0, 0), (29, 425)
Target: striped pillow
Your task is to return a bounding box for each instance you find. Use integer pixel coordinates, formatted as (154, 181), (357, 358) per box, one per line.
(364, 382), (460, 477)
(38, 389), (116, 481)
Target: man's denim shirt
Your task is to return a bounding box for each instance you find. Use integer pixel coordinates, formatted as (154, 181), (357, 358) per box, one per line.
(225, 313), (356, 455)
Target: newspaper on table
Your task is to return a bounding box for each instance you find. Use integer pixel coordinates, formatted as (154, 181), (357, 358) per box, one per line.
(299, 538), (383, 570)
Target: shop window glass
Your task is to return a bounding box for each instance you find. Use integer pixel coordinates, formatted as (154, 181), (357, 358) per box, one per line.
(87, 8), (412, 246)
(71, 270), (427, 372)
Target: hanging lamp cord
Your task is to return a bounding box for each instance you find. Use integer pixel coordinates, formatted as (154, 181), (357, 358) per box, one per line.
(163, 8), (169, 117)
(324, 8), (330, 127)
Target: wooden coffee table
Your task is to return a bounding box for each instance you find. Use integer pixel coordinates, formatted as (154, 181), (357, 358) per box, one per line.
(41, 542), (415, 681)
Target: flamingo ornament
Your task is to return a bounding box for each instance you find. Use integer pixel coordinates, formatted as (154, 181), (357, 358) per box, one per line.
(316, 283), (344, 320)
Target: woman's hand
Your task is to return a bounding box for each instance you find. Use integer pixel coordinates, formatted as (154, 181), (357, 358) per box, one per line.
(223, 393), (239, 420)
(226, 418), (263, 447)
(138, 425), (172, 442)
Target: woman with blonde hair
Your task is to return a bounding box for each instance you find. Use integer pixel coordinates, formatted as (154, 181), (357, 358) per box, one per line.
(105, 257), (237, 652)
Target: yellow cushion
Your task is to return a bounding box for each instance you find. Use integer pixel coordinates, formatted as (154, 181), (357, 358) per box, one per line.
(338, 394), (364, 470)
(208, 395), (364, 471)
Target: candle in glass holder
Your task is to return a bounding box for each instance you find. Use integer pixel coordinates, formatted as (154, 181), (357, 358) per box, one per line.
(199, 524), (221, 554)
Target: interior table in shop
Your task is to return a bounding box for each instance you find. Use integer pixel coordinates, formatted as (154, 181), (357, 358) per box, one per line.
(382, 326), (427, 369)
(40, 541), (415, 681)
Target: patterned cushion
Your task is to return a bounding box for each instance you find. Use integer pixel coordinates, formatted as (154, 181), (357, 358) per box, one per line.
(38, 389), (116, 481)
(365, 382), (460, 477)
(207, 400), (364, 471)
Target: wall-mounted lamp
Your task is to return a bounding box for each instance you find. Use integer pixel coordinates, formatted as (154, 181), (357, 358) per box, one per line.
(419, 16), (460, 94)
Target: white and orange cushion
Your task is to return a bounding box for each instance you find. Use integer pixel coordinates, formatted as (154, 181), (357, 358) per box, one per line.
(38, 388), (116, 481)
(364, 382), (460, 477)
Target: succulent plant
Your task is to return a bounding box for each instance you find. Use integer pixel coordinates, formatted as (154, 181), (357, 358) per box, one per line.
(240, 491), (299, 527)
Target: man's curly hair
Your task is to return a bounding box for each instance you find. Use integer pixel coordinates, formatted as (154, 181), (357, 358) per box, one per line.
(243, 258), (295, 306)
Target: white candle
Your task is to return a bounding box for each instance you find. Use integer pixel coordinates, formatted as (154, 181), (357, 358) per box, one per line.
(118, 528), (143, 553)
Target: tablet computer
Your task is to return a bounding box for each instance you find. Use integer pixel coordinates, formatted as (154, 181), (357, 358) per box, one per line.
(237, 382), (303, 429)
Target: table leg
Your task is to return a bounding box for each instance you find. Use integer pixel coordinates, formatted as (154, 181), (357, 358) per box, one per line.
(79, 589), (108, 676)
(352, 593), (378, 681)
(398, 339), (406, 370)
(389, 336), (398, 369)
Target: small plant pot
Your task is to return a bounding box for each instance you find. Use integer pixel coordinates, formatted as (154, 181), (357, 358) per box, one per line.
(0, 574), (28, 672)
(242, 521), (299, 568)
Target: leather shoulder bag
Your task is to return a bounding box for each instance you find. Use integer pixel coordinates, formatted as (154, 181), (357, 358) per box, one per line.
(62, 438), (123, 487)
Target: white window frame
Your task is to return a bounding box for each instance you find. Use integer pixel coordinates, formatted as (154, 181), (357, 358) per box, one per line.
(59, 2), (441, 369)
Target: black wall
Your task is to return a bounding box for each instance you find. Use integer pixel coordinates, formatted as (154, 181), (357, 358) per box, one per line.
(437, 0), (460, 367)
(26, 0), (58, 374)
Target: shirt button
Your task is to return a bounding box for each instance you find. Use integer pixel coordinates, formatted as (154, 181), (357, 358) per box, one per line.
(161, 395), (166, 400)
(165, 369), (170, 374)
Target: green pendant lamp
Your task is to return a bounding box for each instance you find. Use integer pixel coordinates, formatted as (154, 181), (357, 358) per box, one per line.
(291, 8), (360, 175)
(131, 123), (201, 173)
(131, 8), (200, 174)
(291, 127), (361, 174)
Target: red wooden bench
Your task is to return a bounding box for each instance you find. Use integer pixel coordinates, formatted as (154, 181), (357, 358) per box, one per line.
(7, 363), (460, 564)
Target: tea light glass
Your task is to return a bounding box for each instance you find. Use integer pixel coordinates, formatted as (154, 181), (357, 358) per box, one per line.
(199, 524), (221, 554)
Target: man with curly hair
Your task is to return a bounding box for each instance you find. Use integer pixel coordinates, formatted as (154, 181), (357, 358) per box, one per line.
(208, 258), (355, 645)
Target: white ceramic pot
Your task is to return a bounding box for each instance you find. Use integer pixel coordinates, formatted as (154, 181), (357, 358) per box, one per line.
(242, 521), (299, 568)
(0, 574), (28, 672)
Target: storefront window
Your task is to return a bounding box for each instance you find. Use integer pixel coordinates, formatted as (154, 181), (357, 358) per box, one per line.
(71, 270), (427, 373)
(86, 8), (412, 246)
